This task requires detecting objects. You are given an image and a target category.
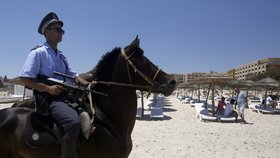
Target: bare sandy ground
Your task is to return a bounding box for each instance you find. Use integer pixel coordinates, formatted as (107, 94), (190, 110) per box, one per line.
(1, 97), (279, 158)
(129, 96), (280, 158)
(0, 103), (13, 109)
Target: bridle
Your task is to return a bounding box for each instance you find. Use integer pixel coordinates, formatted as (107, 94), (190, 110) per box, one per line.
(121, 49), (161, 86)
(92, 49), (162, 91)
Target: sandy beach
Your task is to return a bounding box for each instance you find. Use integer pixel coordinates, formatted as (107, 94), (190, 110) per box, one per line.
(0, 103), (13, 109)
(130, 96), (280, 158)
(1, 97), (279, 158)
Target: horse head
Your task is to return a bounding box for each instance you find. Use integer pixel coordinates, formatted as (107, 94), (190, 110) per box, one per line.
(116, 36), (176, 96)
(81, 36), (176, 96)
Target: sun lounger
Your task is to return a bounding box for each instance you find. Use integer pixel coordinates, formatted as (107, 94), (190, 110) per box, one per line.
(182, 97), (191, 104)
(150, 107), (164, 119)
(249, 104), (276, 114)
(145, 100), (154, 110)
(136, 107), (143, 118)
(219, 116), (236, 122)
(257, 108), (275, 114)
(214, 111), (236, 122)
(248, 104), (262, 113)
(190, 99), (198, 107)
(152, 102), (164, 109)
(195, 103), (205, 118)
(274, 108), (280, 114)
(199, 109), (217, 121)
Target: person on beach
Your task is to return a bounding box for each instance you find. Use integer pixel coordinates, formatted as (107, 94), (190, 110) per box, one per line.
(216, 97), (226, 115)
(20, 12), (90, 158)
(234, 88), (247, 123)
(225, 98), (238, 119)
(266, 95), (277, 109)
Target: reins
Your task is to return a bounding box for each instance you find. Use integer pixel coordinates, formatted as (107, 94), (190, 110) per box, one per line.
(90, 49), (161, 91)
(92, 80), (152, 90)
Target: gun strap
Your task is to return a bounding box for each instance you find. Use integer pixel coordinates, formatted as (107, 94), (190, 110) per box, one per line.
(87, 91), (95, 124)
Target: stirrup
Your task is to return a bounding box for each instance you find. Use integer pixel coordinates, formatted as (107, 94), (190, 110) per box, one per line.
(79, 111), (94, 139)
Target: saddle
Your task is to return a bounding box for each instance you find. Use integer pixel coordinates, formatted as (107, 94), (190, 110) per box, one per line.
(25, 109), (94, 148)
(25, 112), (61, 148)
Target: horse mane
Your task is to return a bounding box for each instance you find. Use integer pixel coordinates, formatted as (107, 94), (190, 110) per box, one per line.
(88, 47), (121, 81)
(82, 47), (123, 138)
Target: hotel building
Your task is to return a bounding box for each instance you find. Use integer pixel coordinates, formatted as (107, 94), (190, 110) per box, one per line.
(171, 72), (206, 84)
(227, 58), (280, 80)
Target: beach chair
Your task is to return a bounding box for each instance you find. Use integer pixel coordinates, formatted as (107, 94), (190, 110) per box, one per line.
(152, 102), (164, 108)
(219, 117), (236, 122)
(257, 108), (275, 114)
(199, 109), (217, 122)
(218, 112), (237, 122)
(136, 107), (143, 118)
(190, 99), (199, 107)
(145, 100), (154, 110)
(248, 104), (262, 114)
(182, 97), (191, 104)
(150, 107), (164, 119)
(194, 103), (205, 118)
(250, 104), (276, 114)
(194, 103), (217, 121)
(273, 108), (280, 113)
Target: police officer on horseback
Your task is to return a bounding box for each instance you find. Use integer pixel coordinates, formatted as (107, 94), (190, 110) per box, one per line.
(20, 12), (90, 158)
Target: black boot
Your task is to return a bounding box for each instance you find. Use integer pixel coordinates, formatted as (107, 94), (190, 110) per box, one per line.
(61, 138), (78, 158)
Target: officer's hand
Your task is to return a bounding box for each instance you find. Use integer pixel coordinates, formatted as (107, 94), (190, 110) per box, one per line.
(47, 85), (66, 95)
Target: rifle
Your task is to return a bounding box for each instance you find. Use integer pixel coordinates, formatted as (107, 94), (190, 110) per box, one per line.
(37, 73), (107, 97)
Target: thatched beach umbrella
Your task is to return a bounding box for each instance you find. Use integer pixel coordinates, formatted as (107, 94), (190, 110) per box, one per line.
(255, 77), (279, 107)
(193, 73), (233, 116)
(255, 77), (279, 89)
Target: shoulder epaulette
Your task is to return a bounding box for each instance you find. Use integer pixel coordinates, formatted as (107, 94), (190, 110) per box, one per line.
(30, 44), (43, 51)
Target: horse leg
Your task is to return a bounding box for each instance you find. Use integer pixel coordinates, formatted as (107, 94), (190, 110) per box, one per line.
(125, 137), (133, 158)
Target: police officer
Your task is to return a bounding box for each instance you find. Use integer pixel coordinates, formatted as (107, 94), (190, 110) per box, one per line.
(20, 12), (89, 158)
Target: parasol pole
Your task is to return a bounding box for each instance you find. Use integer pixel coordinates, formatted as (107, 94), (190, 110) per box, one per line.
(141, 91), (144, 117)
(211, 80), (215, 116)
(198, 84), (201, 103)
(205, 83), (212, 109)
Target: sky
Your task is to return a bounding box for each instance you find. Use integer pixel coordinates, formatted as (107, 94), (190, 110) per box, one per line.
(0, 0), (279, 78)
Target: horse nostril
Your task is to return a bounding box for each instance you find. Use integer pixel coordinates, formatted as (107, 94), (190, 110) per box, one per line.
(168, 80), (176, 86)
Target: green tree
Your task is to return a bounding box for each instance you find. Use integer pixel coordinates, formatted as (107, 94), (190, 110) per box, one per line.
(0, 79), (4, 87)
(247, 71), (280, 81)
(3, 75), (8, 82)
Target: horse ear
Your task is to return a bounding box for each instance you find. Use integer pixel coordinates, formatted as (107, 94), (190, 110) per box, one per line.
(127, 36), (140, 50)
(124, 36), (140, 53)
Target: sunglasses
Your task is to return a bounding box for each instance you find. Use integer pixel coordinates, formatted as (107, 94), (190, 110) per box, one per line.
(47, 27), (65, 34)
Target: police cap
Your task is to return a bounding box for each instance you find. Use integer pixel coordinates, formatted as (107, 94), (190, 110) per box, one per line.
(38, 12), (64, 35)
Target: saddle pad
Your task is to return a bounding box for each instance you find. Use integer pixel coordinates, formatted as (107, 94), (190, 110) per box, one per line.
(25, 113), (60, 148)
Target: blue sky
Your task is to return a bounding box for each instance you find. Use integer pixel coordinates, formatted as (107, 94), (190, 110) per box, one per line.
(0, 0), (279, 78)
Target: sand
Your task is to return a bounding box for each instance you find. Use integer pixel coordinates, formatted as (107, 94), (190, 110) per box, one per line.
(0, 103), (13, 109)
(129, 96), (280, 158)
(1, 97), (279, 158)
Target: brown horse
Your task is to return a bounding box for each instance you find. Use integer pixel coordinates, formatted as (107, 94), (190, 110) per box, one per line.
(0, 37), (176, 158)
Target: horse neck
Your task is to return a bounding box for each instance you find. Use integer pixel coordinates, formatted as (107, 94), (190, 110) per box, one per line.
(98, 67), (138, 137)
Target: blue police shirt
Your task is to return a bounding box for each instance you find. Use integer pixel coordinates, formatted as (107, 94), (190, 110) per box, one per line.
(20, 42), (77, 82)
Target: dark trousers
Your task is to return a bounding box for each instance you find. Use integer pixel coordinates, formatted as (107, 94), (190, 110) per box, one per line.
(49, 101), (81, 140)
